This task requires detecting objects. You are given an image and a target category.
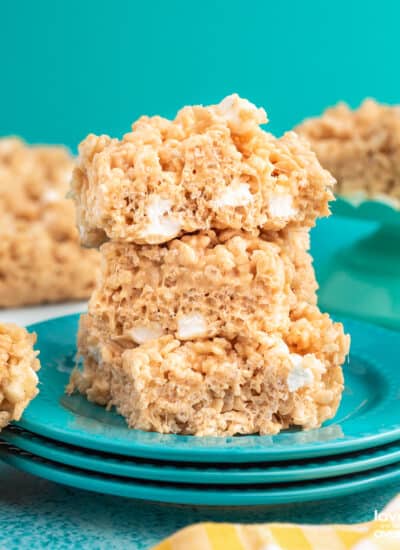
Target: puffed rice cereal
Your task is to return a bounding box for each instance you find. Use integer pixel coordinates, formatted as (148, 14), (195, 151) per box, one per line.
(0, 323), (40, 429)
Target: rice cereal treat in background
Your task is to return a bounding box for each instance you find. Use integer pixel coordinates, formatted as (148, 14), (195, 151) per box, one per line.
(86, 228), (318, 345)
(296, 99), (400, 207)
(72, 94), (335, 247)
(0, 323), (40, 429)
(68, 306), (349, 436)
(0, 138), (100, 307)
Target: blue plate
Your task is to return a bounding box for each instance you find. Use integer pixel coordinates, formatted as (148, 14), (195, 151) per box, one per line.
(0, 443), (399, 505)
(17, 314), (400, 463)
(3, 425), (400, 484)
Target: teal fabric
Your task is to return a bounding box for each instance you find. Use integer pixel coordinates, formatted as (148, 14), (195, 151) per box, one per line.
(1, 0), (400, 150)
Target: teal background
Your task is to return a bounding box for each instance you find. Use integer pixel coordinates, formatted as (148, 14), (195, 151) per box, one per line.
(1, 0), (399, 151)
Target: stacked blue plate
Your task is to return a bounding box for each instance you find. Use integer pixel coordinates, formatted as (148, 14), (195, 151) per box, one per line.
(1, 314), (399, 506)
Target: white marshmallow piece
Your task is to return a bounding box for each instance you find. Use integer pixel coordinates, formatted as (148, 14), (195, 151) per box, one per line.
(141, 195), (181, 241)
(177, 314), (207, 340)
(217, 94), (267, 133)
(269, 193), (297, 219)
(274, 338), (290, 355)
(128, 324), (164, 345)
(42, 189), (61, 204)
(287, 354), (314, 392)
(212, 182), (253, 209)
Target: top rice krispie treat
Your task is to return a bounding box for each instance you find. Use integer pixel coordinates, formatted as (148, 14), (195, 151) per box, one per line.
(0, 322), (40, 429)
(0, 138), (100, 307)
(72, 94), (335, 246)
(296, 99), (400, 206)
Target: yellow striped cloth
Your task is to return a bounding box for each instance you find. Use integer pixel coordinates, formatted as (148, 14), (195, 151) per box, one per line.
(153, 494), (400, 550)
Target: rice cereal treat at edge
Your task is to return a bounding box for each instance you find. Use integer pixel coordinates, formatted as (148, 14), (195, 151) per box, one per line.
(0, 323), (40, 429)
(0, 137), (100, 307)
(296, 99), (400, 206)
(68, 306), (349, 436)
(87, 228), (318, 344)
(72, 94), (335, 247)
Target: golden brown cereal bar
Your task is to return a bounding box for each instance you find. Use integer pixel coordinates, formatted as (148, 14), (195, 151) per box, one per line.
(68, 307), (349, 436)
(296, 99), (400, 207)
(87, 229), (318, 345)
(0, 323), (40, 429)
(0, 138), (100, 307)
(72, 95), (334, 246)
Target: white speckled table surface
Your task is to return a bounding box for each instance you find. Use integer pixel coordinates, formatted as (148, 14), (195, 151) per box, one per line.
(0, 217), (399, 549)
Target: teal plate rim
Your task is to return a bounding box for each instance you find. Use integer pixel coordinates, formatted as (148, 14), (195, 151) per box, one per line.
(333, 195), (400, 226)
(0, 443), (399, 505)
(3, 425), (400, 484)
(17, 313), (400, 463)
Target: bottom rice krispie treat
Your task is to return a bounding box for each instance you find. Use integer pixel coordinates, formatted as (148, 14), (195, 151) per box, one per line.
(0, 323), (40, 429)
(296, 99), (400, 206)
(68, 306), (349, 436)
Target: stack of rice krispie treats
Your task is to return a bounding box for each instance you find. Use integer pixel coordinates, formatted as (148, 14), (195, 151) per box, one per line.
(68, 94), (350, 436)
(0, 138), (100, 307)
